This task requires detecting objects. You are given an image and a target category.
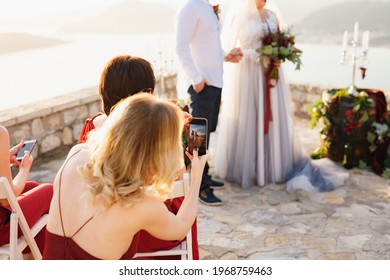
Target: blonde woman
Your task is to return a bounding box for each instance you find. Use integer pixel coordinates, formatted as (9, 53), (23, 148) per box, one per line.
(43, 93), (207, 260)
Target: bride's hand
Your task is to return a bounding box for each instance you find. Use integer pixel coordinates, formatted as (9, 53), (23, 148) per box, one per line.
(273, 60), (282, 68)
(225, 48), (243, 63)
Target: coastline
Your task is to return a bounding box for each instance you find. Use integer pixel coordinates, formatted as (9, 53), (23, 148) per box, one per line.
(0, 32), (66, 54)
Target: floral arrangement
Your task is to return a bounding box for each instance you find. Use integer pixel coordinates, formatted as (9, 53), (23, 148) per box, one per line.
(309, 88), (390, 177)
(213, 4), (220, 20)
(256, 27), (302, 84)
(256, 27), (302, 134)
(174, 97), (189, 110)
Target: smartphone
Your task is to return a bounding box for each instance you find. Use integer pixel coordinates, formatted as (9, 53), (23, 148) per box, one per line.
(188, 118), (208, 156)
(15, 140), (37, 161)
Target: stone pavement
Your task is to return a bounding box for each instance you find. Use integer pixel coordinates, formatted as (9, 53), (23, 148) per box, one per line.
(29, 118), (390, 260)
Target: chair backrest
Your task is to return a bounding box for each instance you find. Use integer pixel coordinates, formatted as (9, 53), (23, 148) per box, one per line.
(0, 177), (47, 260)
(133, 172), (193, 260)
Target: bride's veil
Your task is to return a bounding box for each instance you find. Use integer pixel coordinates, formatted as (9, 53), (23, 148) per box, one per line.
(264, 0), (288, 28)
(221, 0), (288, 51)
(220, 0), (255, 51)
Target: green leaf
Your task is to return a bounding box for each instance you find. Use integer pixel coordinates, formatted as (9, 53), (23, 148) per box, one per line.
(272, 46), (279, 56)
(367, 131), (376, 143)
(353, 104), (360, 111)
(382, 168), (390, 179)
(360, 112), (369, 123)
(369, 144), (377, 153)
(310, 147), (326, 159)
(279, 47), (290, 56)
(262, 45), (273, 56)
(358, 160), (367, 169)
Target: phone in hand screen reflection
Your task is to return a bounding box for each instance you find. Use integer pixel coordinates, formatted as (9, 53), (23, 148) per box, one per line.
(188, 118), (207, 156)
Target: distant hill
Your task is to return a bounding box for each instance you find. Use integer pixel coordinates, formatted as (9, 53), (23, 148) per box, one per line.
(294, 1), (390, 46)
(0, 33), (65, 54)
(59, 0), (176, 34)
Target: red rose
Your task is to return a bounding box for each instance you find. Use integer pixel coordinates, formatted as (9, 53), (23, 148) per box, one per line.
(213, 4), (220, 19)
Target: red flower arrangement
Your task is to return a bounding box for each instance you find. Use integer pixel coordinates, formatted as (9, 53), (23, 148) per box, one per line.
(213, 4), (220, 20)
(344, 109), (365, 134)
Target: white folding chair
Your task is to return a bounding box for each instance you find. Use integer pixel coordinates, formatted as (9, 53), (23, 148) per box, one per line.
(0, 177), (48, 260)
(133, 172), (193, 260)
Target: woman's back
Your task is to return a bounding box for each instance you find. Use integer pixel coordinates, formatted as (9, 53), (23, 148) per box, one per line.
(44, 146), (142, 260)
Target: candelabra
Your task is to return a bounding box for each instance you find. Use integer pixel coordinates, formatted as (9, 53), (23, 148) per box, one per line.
(340, 22), (370, 95)
(149, 37), (177, 99)
(150, 43), (176, 98)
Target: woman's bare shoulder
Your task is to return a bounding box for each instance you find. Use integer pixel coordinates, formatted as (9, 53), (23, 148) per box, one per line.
(124, 194), (165, 218)
(60, 144), (90, 169)
(0, 125), (8, 138)
(92, 114), (107, 128)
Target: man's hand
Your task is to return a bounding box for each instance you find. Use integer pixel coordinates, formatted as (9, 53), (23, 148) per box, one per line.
(193, 79), (207, 93)
(225, 48), (243, 63)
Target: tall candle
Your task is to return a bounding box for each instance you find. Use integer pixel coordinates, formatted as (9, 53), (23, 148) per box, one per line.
(342, 31), (348, 50)
(362, 31), (367, 50)
(365, 31), (370, 50)
(353, 21), (359, 42)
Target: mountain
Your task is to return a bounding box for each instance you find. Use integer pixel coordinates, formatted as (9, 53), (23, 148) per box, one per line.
(274, 0), (389, 24)
(293, 1), (390, 46)
(59, 0), (176, 34)
(0, 33), (65, 54)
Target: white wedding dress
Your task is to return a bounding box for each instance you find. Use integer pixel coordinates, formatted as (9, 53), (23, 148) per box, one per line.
(213, 0), (348, 191)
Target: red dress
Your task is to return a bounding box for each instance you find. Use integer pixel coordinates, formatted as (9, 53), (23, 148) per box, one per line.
(78, 113), (199, 260)
(0, 181), (53, 254)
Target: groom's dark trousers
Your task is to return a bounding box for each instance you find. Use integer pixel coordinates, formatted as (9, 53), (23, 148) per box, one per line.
(188, 84), (222, 191)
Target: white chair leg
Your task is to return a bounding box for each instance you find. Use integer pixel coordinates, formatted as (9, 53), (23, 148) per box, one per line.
(9, 213), (19, 260)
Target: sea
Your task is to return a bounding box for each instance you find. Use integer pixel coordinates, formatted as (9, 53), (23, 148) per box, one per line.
(1, 32), (390, 111)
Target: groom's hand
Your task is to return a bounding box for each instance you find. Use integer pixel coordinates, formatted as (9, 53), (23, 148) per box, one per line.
(193, 80), (206, 93)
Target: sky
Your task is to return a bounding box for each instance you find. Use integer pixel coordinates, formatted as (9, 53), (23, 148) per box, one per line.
(0, 0), (122, 21)
(0, 0), (387, 27)
(0, 0), (365, 23)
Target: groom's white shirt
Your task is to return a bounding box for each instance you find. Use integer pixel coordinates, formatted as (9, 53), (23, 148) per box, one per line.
(175, 0), (225, 89)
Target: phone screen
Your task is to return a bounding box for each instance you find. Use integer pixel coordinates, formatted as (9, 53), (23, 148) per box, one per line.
(188, 118), (207, 156)
(16, 140), (37, 161)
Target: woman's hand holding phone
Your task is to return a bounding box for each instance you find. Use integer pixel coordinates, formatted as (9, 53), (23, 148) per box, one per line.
(12, 139), (37, 168)
(19, 151), (34, 171)
(10, 140), (24, 166)
(186, 148), (208, 183)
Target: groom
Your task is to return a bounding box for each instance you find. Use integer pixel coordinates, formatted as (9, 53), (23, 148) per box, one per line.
(175, 0), (242, 206)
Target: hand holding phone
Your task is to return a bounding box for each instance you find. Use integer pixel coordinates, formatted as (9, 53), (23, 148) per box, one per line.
(15, 140), (37, 161)
(188, 118), (208, 156)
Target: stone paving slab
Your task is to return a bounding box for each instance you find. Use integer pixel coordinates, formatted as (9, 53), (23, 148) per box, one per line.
(28, 118), (390, 260)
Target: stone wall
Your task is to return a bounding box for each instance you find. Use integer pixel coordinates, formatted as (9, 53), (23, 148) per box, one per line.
(0, 87), (101, 159)
(1, 77), (388, 160)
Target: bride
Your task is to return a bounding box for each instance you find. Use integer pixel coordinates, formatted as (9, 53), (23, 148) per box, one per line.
(213, 0), (347, 191)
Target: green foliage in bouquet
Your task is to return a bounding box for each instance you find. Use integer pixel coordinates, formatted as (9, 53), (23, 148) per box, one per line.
(256, 27), (303, 81)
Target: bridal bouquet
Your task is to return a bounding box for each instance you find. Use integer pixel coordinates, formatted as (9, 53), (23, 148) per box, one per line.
(256, 27), (302, 85)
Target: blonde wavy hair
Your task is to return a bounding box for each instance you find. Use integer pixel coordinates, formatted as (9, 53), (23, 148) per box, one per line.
(78, 93), (184, 209)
